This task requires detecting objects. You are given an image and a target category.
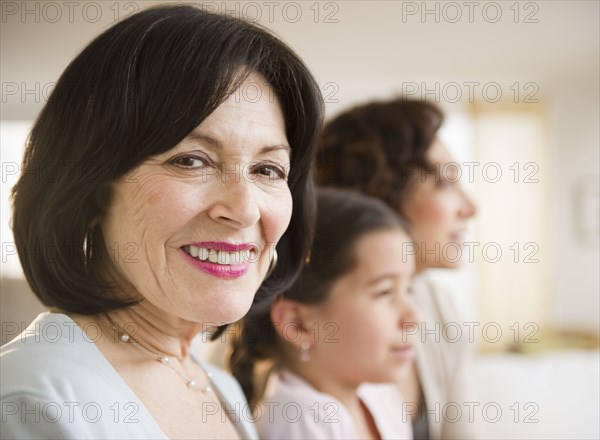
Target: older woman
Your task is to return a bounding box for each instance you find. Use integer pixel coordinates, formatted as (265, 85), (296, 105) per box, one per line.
(1, 5), (322, 439)
(316, 99), (479, 439)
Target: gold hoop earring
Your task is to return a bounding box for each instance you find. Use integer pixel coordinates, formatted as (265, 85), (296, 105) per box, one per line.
(265, 249), (278, 279)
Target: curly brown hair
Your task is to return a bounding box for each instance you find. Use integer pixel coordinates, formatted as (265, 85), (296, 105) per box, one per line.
(316, 98), (443, 215)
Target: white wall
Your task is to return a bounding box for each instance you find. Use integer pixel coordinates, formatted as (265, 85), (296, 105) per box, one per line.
(550, 75), (600, 333)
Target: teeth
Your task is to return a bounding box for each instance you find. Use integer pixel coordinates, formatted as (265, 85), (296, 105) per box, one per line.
(185, 246), (252, 265)
(199, 247), (208, 260)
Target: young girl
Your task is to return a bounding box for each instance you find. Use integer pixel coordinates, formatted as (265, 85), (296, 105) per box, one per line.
(230, 188), (419, 439)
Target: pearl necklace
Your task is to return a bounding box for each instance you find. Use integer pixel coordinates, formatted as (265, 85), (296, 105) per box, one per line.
(104, 315), (213, 393)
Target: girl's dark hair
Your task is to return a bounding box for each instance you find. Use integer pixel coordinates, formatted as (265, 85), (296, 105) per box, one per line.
(316, 98), (443, 215)
(11, 5), (323, 314)
(230, 187), (411, 403)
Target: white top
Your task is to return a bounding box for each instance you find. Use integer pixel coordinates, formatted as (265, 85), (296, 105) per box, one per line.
(410, 272), (481, 439)
(0, 312), (258, 439)
(256, 369), (413, 440)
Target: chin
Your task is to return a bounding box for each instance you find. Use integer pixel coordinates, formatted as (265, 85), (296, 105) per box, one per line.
(216, 304), (254, 326)
(210, 290), (257, 326)
(430, 243), (467, 270)
(174, 287), (256, 326)
(392, 362), (414, 382)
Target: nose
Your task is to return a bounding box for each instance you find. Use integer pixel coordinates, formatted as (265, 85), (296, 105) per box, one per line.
(207, 172), (261, 230)
(459, 186), (477, 219)
(399, 292), (422, 329)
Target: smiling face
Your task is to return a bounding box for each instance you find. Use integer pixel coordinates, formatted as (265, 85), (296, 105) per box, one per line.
(306, 229), (418, 386)
(100, 73), (292, 325)
(403, 139), (477, 271)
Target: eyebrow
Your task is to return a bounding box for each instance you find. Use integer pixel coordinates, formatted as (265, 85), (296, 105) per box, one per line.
(185, 131), (291, 155)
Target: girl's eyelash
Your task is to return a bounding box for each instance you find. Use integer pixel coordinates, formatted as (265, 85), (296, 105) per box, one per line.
(376, 288), (393, 297)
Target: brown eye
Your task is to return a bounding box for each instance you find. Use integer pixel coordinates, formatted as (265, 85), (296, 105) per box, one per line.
(377, 289), (393, 297)
(170, 154), (210, 169)
(253, 162), (287, 181)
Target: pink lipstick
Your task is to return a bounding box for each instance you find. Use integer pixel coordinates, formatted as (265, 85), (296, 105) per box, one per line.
(181, 242), (257, 279)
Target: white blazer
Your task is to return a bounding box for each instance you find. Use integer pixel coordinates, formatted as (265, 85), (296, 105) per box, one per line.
(0, 312), (258, 439)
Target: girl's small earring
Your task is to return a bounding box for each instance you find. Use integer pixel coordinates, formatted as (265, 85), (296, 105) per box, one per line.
(299, 340), (311, 362)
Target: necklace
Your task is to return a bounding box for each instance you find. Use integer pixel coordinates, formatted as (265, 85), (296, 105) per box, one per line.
(104, 315), (213, 394)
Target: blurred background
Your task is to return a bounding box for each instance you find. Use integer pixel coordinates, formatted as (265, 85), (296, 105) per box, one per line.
(2, 1), (598, 438)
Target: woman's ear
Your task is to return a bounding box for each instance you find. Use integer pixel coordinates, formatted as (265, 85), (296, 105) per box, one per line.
(270, 298), (313, 347)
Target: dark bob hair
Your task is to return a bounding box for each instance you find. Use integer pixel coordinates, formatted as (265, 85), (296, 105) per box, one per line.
(11, 5), (324, 314)
(316, 98), (443, 215)
(230, 187), (412, 403)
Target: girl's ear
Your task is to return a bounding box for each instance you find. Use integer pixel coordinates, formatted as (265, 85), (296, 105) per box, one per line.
(270, 298), (314, 347)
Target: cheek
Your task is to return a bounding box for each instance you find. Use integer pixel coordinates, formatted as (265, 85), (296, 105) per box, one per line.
(262, 188), (293, 241)
(102, 177), (193, 259)
(129, 180), (192, 237)
(334, 309), (385, 353)
(407, 193), (453, 233)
